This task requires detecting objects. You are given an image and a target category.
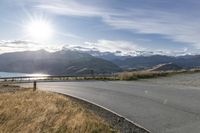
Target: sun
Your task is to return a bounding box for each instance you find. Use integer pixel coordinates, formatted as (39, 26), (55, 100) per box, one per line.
(25, 18), (54, 41)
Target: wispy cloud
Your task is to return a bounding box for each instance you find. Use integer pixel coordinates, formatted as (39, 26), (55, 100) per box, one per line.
(35, 0), (116, 17)
(103, 9), (200, 47)
(0, 40), (60, 53)
(57, 32), (82, 39)
(63, 39), (143, 56)
(83, 40), (143, 56)
(36, 0), (200, 48)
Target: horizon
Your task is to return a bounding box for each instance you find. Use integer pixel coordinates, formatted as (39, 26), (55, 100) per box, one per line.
(0, 48), (200, 57)
(1, 0), (200, 56)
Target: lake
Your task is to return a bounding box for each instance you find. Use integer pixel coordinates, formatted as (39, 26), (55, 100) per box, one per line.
(0, 72), (49, 78)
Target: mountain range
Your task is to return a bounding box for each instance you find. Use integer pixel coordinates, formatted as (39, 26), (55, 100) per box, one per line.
(0, 49), (200, 75)
(75, 49), (200, 70)
(111, 55), (200, 70)
(0, 50), (121, 75)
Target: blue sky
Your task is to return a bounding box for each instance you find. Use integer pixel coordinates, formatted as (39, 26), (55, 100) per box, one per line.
(0, 0), (200, 55)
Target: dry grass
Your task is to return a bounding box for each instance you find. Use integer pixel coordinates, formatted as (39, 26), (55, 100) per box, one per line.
(118, 71), (163, 80)
(44, 69), (200, 81)
(117, 70), (191, 80)
(0, 90), (117, 133)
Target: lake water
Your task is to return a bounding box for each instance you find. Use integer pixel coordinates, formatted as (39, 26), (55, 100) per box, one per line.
(0, 72), (28, 78)
(0, 72), (49, 78)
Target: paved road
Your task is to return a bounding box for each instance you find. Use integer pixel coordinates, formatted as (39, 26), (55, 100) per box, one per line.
(19, 80), (200, 133)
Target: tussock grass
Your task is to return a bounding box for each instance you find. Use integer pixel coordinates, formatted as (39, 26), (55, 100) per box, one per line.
(118, 71), (168, 80)
(0, 90), (117, 133)
(117, 69), (200, 80)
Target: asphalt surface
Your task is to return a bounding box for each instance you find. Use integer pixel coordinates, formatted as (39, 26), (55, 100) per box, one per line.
(19, 79), (200, 133)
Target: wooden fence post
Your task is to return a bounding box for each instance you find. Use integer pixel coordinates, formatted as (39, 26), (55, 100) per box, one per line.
(33, 81), (37, 91)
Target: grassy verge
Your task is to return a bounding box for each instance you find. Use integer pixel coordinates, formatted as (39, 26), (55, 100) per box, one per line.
(44, 69), (200, 81)
(117, 69), (200, 80)
(0, 89), (118, 133)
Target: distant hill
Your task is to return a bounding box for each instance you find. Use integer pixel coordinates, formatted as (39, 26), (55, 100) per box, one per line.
(61, 47), (200, 70)
(111, 55), (200, 70)
(61, 48), (200, 70)
(149, 63), (183, 71)
(112, 55), (176, 70)
(0, 50), (121, 75)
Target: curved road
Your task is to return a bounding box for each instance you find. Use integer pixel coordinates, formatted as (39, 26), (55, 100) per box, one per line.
(19, 80), (200, 133)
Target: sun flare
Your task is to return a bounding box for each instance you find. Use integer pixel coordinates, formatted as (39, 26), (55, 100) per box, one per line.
(25, 18), (54, 41)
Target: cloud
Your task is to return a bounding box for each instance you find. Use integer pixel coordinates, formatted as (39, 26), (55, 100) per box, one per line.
(0, 40), (195, 56)
(36, 0), (200, 47)
(63, 39), (195, 56)
(84, 40), (143, 56)
(58, 32), (82, 39)
(0, 39), (143, 56)
(0, 40), (60, 53)
(64, 39), (146, 56)
(35, 0), (117, 17)
(103, 9), (200, 47)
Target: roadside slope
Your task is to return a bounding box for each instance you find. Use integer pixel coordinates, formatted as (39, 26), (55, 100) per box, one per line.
(0, 89), (118, 133)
